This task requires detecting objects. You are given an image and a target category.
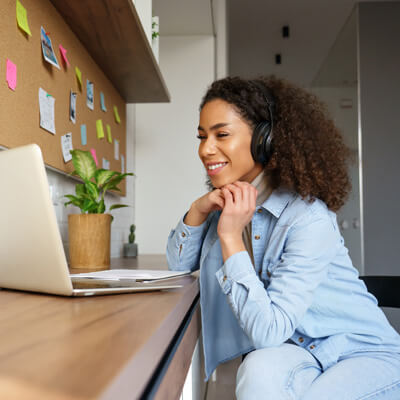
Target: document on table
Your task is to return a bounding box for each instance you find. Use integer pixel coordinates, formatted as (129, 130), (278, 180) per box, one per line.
(70, 269), (191, 282)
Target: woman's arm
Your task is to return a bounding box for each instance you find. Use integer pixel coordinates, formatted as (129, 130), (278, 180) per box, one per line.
(167, 190), (225, 272)
(216, 211), (338, 348)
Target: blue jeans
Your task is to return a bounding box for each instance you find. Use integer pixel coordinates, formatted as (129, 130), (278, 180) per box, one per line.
(236, 343), (400, 400)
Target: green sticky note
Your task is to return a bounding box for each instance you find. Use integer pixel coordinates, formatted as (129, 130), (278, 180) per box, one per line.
(75, 66), (82, 87)
(113, 105), (121, 124)
(106, 124), (112, 143)
(16, 0), (32, 36)
(96, 119), (105, 139)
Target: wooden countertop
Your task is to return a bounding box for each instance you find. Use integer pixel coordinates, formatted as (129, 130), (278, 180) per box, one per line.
(0, 255), (199, 399)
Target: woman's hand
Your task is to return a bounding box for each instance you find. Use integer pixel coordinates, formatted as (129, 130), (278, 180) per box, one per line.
(217, 181), (258, 261)
(184, 189), (225, 226)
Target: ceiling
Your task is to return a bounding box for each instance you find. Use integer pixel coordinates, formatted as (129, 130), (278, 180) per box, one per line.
(152, 0), (398, 87)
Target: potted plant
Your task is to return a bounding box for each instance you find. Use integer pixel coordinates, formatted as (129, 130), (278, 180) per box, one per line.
(64, 149), (133, 269)
(123, 224), (138, 258)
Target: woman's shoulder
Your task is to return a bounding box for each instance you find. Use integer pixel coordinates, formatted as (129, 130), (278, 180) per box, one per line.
(275, 188), (335, 227)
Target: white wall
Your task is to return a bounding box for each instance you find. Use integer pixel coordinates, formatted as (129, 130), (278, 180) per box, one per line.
(135, 35), (215, 254)
(48, 103), (135, 259)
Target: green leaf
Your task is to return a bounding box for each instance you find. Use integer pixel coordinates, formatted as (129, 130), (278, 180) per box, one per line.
(82, 199), (98, 213)
(71, 150), (97, 181)
(109, 204), (129, 211)
(103, 173), (134, 192)
(64, 195), (84, 210)
(95, 169), (118, 187)
(75, 184), (87, 197)
(97, 200), (106, 214)
(84, 181), (99, 201)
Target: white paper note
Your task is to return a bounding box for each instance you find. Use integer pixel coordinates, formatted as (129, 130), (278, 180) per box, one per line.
(61, 133), (73, 162)
(121, 154), (125, 174)
(114, 139), (119, 160)
(39, 87), (56, 134)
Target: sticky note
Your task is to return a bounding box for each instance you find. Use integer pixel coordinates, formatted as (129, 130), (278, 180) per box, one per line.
(59, 44), (70, 67)
(114, 139), (119, 160)
(106, 124), (112, 143)
(16, 0), (32, 36)
(6, 59), (17, 91)
(38, 87), (56, 134)
(90, 148), (98, 166)
(80, 124), (87, 145)
(96, 119), (104, 139)
(75, 66), (82, 87)
(100, 92), (107, 112)
(61, 133), (73, 163)
(113, 105), (121, 124)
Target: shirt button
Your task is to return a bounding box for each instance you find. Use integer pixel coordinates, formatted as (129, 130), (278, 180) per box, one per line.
(257, 209), (262, 214)
(254, 235), (261, 240)
(181, 232), (186, 238)
(267, 271), (271, 278)
(223, 275), (227, 282)
(298, 337), (304, 343)
(310, 345), (315, 350)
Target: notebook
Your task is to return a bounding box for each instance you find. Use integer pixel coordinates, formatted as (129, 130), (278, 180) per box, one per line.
(0, 144), (187, 296)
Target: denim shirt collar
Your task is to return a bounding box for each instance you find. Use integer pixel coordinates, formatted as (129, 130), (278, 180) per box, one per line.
(261, 188), (295, 218)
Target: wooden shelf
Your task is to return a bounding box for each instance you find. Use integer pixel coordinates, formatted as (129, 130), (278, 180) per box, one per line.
(49, 0), (170, 103)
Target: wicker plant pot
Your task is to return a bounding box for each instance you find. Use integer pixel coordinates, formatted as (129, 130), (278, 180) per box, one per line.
(68, 214), (112, 269)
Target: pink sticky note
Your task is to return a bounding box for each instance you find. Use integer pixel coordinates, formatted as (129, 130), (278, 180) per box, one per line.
(6, 59), (17, 91)
(59, 44), (70, 67)
(90, 148), (98, 166)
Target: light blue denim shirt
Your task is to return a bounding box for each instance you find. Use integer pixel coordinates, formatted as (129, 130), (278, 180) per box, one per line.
(167, 188), (400, 381)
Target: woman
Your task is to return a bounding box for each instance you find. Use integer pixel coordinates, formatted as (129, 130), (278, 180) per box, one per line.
(166, 76), (400, 399)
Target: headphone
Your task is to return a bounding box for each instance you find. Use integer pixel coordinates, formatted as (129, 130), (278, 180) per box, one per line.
(250, 81), (275, 165)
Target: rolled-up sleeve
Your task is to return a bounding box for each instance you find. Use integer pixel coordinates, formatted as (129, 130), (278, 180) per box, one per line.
(215, 211), (339, 348)
(166, 213), (210, 272)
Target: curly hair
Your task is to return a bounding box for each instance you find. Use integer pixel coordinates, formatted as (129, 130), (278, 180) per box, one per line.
(199, 76), (351, 211)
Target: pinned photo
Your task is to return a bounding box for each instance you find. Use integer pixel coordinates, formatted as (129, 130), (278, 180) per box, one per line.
(86, 79), (94, 110)
(70, 91), (77, 124)
(40, 26), (60, 69)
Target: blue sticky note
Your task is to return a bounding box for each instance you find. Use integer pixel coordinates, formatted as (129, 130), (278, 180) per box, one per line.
(100, 92), (107, 112)
(80, 124), (87, 145)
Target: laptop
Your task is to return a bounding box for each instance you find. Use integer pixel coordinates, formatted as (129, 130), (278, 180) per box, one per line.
(0, 144), (185, 296)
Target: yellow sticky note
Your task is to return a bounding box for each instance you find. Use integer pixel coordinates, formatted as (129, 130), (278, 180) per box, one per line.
(16, 0), (32, 36)
(96, 119), (105, 139)
(75, 66), (82, 87)
(106, 124), (112, 143)
(113, 105), (121, 124)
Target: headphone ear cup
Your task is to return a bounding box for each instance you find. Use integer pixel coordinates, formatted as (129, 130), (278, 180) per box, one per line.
(251, 122), (272, 164)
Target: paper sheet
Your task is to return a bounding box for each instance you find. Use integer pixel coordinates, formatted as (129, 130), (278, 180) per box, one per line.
(59, 44), (70, 67)
(96, 119), (104, 139)
(16, 0), (32, 36)
(121, 154), (125, 174)
(100, 92), (107, 112)
(90, 148), (98, 166)
(106, 124), (112, 143)
(70, 269), (191, 281)
(6, 59), (17, 91)
(86, 79), (94, 110)
(75, 67), (82, 87)
(113, 105), (121, 124)
(39, 87), (56, 134)
(61, 133), (73, 163)
(80, 124), (87, 145)
(70, 91), (77, 124)
(114, 139), (119, 160)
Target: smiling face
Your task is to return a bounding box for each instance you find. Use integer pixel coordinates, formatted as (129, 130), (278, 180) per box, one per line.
(198, 99), (264, 188)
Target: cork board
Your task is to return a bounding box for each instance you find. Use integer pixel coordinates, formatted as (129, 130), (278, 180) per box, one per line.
(0, 0), (127, 194)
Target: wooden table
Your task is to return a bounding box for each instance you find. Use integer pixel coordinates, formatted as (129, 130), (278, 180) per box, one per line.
(0, 255), (200, 399)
